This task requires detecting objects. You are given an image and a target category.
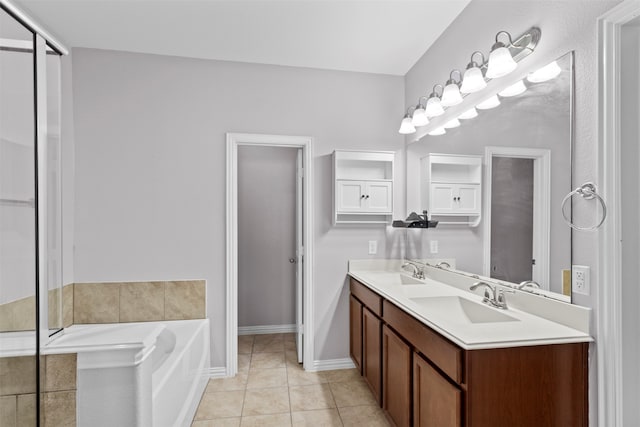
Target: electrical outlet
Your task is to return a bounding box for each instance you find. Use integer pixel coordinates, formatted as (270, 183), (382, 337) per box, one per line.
(430, 240), (439, 254)
(572, 265), (590, 295)
(368, 240), (377, 255)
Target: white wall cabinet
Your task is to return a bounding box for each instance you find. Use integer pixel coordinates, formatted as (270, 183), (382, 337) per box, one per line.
(333, 150), (394, 224)
(422, 154), (482, 226)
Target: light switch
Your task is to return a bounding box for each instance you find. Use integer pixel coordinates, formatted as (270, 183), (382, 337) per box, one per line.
(430, 240), (439, 254)
(368, 240), (377, 255)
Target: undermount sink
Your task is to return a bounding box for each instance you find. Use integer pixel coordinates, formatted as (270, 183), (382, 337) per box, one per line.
(381, 273), (425, 285)
(409, 296), (518, 324)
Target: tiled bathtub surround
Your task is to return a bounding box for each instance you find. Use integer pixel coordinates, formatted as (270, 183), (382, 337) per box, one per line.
(73, 280), (206, 324)
(0, 353), (77, 427)
(0, 283), (75, 332)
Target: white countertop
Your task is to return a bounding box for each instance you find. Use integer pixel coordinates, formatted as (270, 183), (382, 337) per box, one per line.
(348, 264), (593, 350)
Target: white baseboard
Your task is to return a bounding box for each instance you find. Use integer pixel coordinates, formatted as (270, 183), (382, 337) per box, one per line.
(310, 358), (356, 372)
(206, 367), (228, 379)
(238, 324), (296, 335)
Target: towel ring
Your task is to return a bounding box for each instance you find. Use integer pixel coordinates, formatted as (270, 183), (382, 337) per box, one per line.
(561, 182), (607, 231)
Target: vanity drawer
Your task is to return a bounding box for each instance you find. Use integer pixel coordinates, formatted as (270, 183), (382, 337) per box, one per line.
(383, 300), (462, 384)
(350, 278), (383, 316)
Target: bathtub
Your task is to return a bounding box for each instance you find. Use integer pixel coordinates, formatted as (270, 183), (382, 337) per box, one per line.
(45, 319), (210, 427)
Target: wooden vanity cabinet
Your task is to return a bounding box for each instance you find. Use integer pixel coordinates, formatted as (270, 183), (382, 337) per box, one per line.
(349, 277), (589, 427)
(349, 295), (363, 373)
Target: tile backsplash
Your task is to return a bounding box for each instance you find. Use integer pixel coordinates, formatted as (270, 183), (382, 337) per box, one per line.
(73, 280), (206, 324)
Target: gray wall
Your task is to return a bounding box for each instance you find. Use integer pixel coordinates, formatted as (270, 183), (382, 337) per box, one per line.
(237, 145), (297, 328)
(403, 0), (620, 423)
(620, 22), (640, 427)
(70, 48), (405, 364)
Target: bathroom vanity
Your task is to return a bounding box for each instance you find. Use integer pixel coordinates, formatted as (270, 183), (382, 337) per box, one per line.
(348, 260), (591, 427)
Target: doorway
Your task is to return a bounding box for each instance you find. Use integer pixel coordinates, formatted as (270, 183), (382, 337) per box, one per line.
(484, 146), (551, 289)
(226, 133), (314, 376)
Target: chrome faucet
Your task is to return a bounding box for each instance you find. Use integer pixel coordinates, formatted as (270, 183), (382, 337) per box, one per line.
(517, 280), (540, 290)
(401, 262), (424, 279)
(470, 281), (511, 310)
(435, 261), (451, 269)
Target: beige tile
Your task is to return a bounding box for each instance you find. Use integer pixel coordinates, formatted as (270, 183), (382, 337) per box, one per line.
(119, 281), (165, 322)
(242, 387), (290, 416)
(17, 394), (37, 427)
(238, 335), (255, 344)
(330, 380), (376, 407)
(0, 395), (16, 427)
(285, 351), (300, 366)
(0, 356), (37, 396)
(62, 284), (74, 328)
(246, 368), (287, 389)
(253, 334), (284, 345)
(0, 296), (36, 332)
(252, 340), (285, 353)
(240, 412), (291, 426)
(284, 333), (295, 342)
(48, 287), (62, 329)
(339, 405), (390, 426)
(43, 391), (76, 427)
(291, 409), (342, 426)
(205, 373), (248, 392)
(287, 367), (327, 386)
(195, 390), (244, 420)
(45, 354), (77, 392)
(250, 352), (285, 370)
(322, 368), (362, 384)
(238, 340), (253, 354)
(289, 384), (335, 411)
(165, 280), (206, 320)
(284, 340), (297, 351)
(238, 354), (251, 374)
(192, 418), (241, 427)
(74, 283), (120, 324)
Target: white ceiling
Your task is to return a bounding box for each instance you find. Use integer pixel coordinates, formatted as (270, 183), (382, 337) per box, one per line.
(14, 0), (470, 76)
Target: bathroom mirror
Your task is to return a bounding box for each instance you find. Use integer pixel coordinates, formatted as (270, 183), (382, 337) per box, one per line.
(404, 51), (573, 302)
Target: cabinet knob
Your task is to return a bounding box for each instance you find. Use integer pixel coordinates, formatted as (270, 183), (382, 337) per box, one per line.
(361, 195), (366, 199)
(365, 195), (370, 199)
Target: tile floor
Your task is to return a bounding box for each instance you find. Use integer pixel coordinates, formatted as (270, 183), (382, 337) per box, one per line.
(191, 333), (390, 426)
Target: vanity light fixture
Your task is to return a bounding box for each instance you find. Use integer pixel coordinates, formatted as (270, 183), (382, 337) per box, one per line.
(458, 107), (478, 120)
(443, 118), (461, 129)
(527, 60), (562, 83)
(425, 84), (445, 117)
(441, 70), (464, 107)
(460, 52), (487, 94)
(428, 127), (446, 136)
(476, 94), (501, 110)
(411, 97), (430, 127)
(498, 80), (527, 97)
(398, 111), (416, 134)
(486, 31), (518, 79)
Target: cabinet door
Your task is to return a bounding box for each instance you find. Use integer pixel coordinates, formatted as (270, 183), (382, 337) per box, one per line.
(430, 184), (456, 213)
(383, 325), (412, 427)
(363, 307), (382, 405)
(336, 181), (365, 212)
(456, 184), (480, 213)
(349, 295), (363, 374)
(365, 181), (393, 213)
(414, 353), (461, 427)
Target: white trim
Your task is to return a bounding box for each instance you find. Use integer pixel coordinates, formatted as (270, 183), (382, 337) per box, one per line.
(310, 358), (356, 372)
(206, 367), (228, 379)
(238, 324), (297, 335)
(226, 133), (314, 377)
(597, 2), (640, 426)
(0, 0), (69, 54)
(483, 146), (551, 289)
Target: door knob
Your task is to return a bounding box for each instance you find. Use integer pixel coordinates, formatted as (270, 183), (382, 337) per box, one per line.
(289, 258), (296, 263)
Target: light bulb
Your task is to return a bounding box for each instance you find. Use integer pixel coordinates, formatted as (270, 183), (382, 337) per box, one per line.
(527, 61), (562, 83)
(411, 106), (429, 127)
(428, 127), (446, 136)
(441, 83), (463, 107)
(398, 115), (416, 134)
(458, 107), (478, 120)
(486, 40), (517, 79)
(444, 118), (461, 129)
(498, 80), (527, 97)
(425, 96), (444, 117)
(460, 66), (486, 94)
(476, 95), (501, 110)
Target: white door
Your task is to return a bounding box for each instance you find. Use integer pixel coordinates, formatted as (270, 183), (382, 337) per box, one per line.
(456, 185), (480, 213)
(430, 184), (455, 213)
(295, 149), (304, 364)
(336, 181), (365, 212)
(366, 182), (393, 212)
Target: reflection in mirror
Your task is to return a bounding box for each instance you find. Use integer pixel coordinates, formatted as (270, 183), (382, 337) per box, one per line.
(404, 51), (573, 303)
